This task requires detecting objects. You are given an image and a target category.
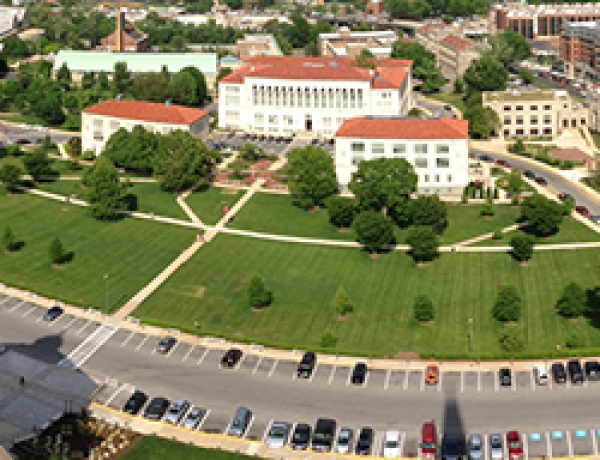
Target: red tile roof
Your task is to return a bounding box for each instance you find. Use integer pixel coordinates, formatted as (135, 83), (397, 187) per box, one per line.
(335, 117), (469, 139)
(83, 99), (209, 125)
(442, 34), (473, 51)
(220, 56), (412, 89)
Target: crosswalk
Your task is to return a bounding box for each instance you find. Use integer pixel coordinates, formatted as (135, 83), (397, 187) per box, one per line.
(58, 324), (117, 370)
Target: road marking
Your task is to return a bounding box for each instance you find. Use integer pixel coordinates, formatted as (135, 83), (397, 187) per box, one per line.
(373, 430), (384, 457)
(478, 370), (482, 393)
(0, 297), (10, 307)
(242, 415), (255, 439)
(223, 421), (231, 436)
(512, 371), (516, 392)
(252, 355), (263, 374)
(58, 325), (118, 369)
(135, 335), (150, 351)
(523, 433), (528, 460)
(567, 431), (573, 458)
(566, 377), (571, 389)
(327, 366), (336, 385)
(591, 429), (598, 456)
(484, 432), (489, 460)
(403, 369), (409, 391)
(120, 331), (136, 348)
(460, 371), (464, 393)
(308, 363), (319, 382)
(494, 373), (499, 393)
(584, 377), (589, 389)
(49, 313), (69, 328)
(292, 367), (298, 381)
(105, 383), (128, 406)
(22, 305), (37, 317)
(363, 371), (370, 388)
(197, 348), (210, 365)
(438, 369), (443, 392)
(197, 409), (210, 431)
(234, 353), (246, 371)
(165, 342), (179, 358)
(61, 316), (78, 331)
(76, 320), (92, 336)
(546, 431), (552, 459)
(9, 300), (24, 313)
(399, 431), (405, 458)
(267, 359), (278, 378)
(384, 369), (391, 390)
(346, 367), (353, 386)
(420, 370), (425, 391)
(262, 419), (274, 443)
(531, 370), (536, 391)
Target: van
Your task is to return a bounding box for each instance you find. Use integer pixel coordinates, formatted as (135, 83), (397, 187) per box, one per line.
(533, 364), (548, 385)
(228, 406), (252, 437)
(420, 421), (437, 459)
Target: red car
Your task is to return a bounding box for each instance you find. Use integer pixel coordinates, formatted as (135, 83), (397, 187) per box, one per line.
(576, 206), (590, 217)
(507, 431), (523, 459)
(496, 159), (511, 168)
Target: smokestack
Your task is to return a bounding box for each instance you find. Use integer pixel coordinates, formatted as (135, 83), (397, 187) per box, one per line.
(116, 8), (124, 52)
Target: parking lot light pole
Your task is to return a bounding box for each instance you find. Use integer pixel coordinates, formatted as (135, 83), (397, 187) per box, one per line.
(103, 274), (109, 314)
(468, 318), (474, 354)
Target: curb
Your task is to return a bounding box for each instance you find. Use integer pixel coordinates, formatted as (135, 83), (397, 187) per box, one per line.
(0, 119), (79, 137)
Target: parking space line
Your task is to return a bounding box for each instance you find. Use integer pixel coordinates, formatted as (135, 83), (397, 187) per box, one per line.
(9, 300), (24, 313)
(478, 370), (482, 393)
(346, 367), (353, 386)
(234, 353), (246, 371)
(403, 369), (409, 391)
(262, 419), (273, 443)
(135, 335), (150, 351)
(0, 297), (10, 307)
(512, 371), (516, 392)
(484, 432), (489, 460)
(76, 320), (92, 336)
(292, 368), (298, 381)
(460, 371), (464, 393)
(384, 369), (391, 390)
(223, 421), (231, 436)
(327, 366), (336, 385)
(584, 377), (589, 389)
(197, 409), (210, 431)
(48, 313), (69, 328)
(399, 431), (405, 458)
(197, 348), (210, 365)
(105, 383), (128, 406)
(591, 429), (598, 455)
(308, 363), (319, 383)
(182, 345), (195, 362)
(61, 317), (78, 331)
(420, 370), (425, 391)
(530, 371), (536, 391)
(22, 305), (37, 317)
(252, 355), (263, 374)
(120, 331), (136, 348)
(523, 433), (528, 460)
(267, 359), (278, 378)
(494, 373), (499, 393)
(373, 431), (384, 457)
(566, 378), (571, 389)
(546, 431), (552, 459)
(567, 431), (573, 457)
(438, 369), (443, 393)
(363, 370), (370, 388)
(242, 415), (255, 439)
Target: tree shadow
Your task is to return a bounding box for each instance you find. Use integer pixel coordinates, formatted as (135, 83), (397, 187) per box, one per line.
(9, 240), (26, 252)
(442, 386), (467, 458)
(585, 287), (600, 328)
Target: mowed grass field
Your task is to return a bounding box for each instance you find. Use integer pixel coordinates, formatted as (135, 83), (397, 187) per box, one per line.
(186, 186), (245, 225)
(120, 436), (255, 460)
(0, 191), (197, 311)
(137, 234), (600, 357)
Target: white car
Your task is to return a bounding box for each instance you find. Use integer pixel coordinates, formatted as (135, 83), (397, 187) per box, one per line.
(18, 123), (29, 129)
(383, 430), (401, 458)
(335, 427), (353, 454)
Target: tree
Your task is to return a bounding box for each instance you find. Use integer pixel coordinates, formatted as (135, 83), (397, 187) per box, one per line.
(180, 66), (208, 103)
(326, 196), (357, 229)
(23, 148), (52, 183)
(248, 275), (273, 308)
(464, 55), (508, 93)
(353, 210), (395, 254)
(503, 168), (526, 194)
(355, 49), (376, 69)
(492, 286), (522, 322)
(349, 158), (417, 214)
(153, 131), (214, 192)
(406, 226), (439, 263)
(509, 234), (534, 263)
(411, 195), (448, 234)
(85, 157), (131, 220)
(130, 73), (170, 103)
(414, 294), (434, 322)
(520, 194), (563, 237)
(33, 93), (65, 126)
(169, 71), (199, 106)
(464, 105), (500, 139)
(488, 30), (532, 66)
(217, 67), (233, 82)
(556, 282), (587, 319)
(499, 328), (524, 353)
(286, 146), (338, 209)
(391, 41), (444, 92)
(453, 77), (464, 94)
(97, 71), (110, 91)
(81, 71), (96, 90)
(2, 226), (15, 252)
(562, 197), (575, 216)
(511, 139), (526, 154)
(103, 126), (159, 174)
(333, 287), (354, 316)
(239, 143), (265, 161)
(112, 62), (131, 94)
(0, 164), (22, 192)
(49, 237), (65, 265)
(56, 63), (71, 87)
(518, 69), (535, 85)
(0, 57), (8, 78)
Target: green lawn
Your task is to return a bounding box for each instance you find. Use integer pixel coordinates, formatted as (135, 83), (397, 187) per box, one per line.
(119, 436), (254, 460)
(229, 193), (521, 244)
(0, 191), (196, 311)
(137, 233), (600, 358)
(426, 92), (466, 114)
(38, 180), (189, 220)
(186, 186), (245, 225)
(0, 156), (88, 177)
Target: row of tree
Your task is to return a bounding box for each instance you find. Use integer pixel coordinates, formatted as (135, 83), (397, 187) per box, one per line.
(390, 41), (445, 93)
(3, 227), (68, 266)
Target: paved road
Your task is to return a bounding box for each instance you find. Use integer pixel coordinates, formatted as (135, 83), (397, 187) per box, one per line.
(3, 292), (600, 455)
(416, 99), (457, 119)
(0, 122), (73, 147)
(471, 148), (600, 216)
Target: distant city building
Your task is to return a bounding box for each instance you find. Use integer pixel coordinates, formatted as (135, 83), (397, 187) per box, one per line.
(0, 6), (29, 37)
(586, 83), (600, 131)
(560, 21), (600, 79)
(218, 56), (413, 137)
(366, 0), (384, 16)
(334, 117), (469, 195)
(318, 27), (398, 58)
(82, 99), (210, 155)
(99, 9), (148, 52)
(482, 89), (589, 139)
(236, 34), (282, 61)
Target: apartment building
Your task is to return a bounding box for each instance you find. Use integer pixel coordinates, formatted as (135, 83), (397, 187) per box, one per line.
(560, 21), (600, 79)
(236, 34), (282, 61)
(318, 27), (398, 58)
(334, 117), (469, 195)
(218, 56), (413, 138)
(489, 2), (600, 47)
(482, 89), (589, 139)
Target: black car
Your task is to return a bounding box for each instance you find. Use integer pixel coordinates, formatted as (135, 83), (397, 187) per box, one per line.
(43, 306), (63, 322)
(221, 348), (243, 368)
(552, 362), (567, 383)
(311, 418), (336, 452)
(523, 170), (536, 179)
(351, 362), (368, 385)
(122, 391), (148, 415)
(558, 193), (574, 202)
(478, 154), (495, 163)
(568, 359), (584, 384)
(143, 397), (170, 420)
(156, 337), (177, 354)
(355, 427), (374, 455)
(585, 361), (600, 380)
(442, 437), (463, 460)
(15, 139), (31, 145)
(297, 352), (316, 378)
(291, 423), (311, 450)
(534, 177), (548, 186)
(499, 368), (512, 387)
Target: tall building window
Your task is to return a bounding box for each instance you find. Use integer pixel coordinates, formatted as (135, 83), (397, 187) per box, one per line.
(414, 144), (428, 154)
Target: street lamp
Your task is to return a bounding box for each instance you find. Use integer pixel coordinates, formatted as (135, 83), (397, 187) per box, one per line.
(468, 318), (474, 354)
(103, 274), (109, 313)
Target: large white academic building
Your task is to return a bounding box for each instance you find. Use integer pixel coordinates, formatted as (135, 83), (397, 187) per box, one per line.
(335, 117), (470, 195)
(218, 56), (413, 138)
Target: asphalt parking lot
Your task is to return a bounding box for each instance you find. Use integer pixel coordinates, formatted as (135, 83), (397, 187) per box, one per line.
(211, 132), (334, 156)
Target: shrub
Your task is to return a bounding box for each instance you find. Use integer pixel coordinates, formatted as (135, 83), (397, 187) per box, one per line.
(326, 196), (357, 229)
(492, 286), (522, 322)
(492, 229), (502, 240)
(332, 287), (354, 316)
(509, 234), (534, 263)
(414, 295), (435, 322)
(3, 226), (15, 252)
(320, 331), (338, 348)
(511, 195), (520, 206)
(499, 329), (524, 352)
(248, 275), (273, 309)
(556, 282), (586, 318)
(406, 226), (439, 263)
(561, 197), (575, 216)
(510, 139), (526, 154)
(82, 150), (95, 161)
(560, 160), (575, 170)
(49, 237), (65, 265)
(481, 200), (495, 217)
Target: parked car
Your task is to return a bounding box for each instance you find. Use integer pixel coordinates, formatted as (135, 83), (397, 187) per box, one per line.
(489, 433), (503, 460)
(265, 421), (291, 449)
(156, 337), (177, 354)
(355, 427), (374, 455)
(43, 306), (63, 322)
(143, 397), (169, 420)
(533, 364), (549, 385)
(335, 427), (354, 454)
(568, 359), (584, 384)
(181, 406), (206, 429)
(506, 431), (523, 459)
(585, 361), (600, 381)
(534, 177), (548, 186)
(311, 418), (336, 452)
(468, 434), (484, 460)
(523, 170), (536, 179)
(291, 423), (311, 450)
(478, 154), (495, 163)
(0, 343), (6, 355)
(383, 430), (401, 458)
(425, 364), (439, 385)
(297, 352), (316, 378)
(576, 206), (590, 217)
(442, 437), (462, 460)
(552, 362), (567, 383)
(351, 362), (368, 385)
(496, 159), (511, 168)
(163, 399), (190, 424)
(15, 139), (31, 145)
(499, 368), (512, 386)
(421, 421), (438, 459)
(221, 348), (243, 368)
(122, 391), (148, 415)
(228, 406), (252, 437)
(589, 214), (600, 225)
(558, 193), (574, 202)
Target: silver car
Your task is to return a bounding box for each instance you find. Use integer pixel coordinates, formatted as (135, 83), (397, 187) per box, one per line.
(228, 406), (252, 437)
(181, 406), (206, 429)
(490, 433), (503, 460)
(468, 434), (484, 460)
(335, 427), (354, 454)
(265, 421), (291, 449)
(163, 399), (190, 424)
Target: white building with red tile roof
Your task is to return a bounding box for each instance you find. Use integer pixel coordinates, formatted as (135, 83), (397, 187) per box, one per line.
(82, 99), (210, 155)
(217, 56), (413, 138)
(334, 116), (469, 195)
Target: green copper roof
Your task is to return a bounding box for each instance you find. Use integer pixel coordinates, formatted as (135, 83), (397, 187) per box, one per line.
(53, 50), (218, 75)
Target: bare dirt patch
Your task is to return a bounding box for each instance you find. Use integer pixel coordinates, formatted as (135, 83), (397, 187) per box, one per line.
(221, 188), (241, 195)
(336, 315), (348, 322)
(394, 351), (420, 360)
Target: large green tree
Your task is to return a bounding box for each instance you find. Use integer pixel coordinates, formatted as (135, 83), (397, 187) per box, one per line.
(103, 126), (159, 174)
(353, 210), (396, 254)
(509, 234), (534, 263)
(464, 105), (500, 139)
(556, 282), (587, 319)
(391, 41), (445, 92)
(85, 157), (131, 220)
(169, 71), (199, 106)
(180, 66), (208, 104)
(406, 226), (439, 263)
(487, 30), (532, 66)
(0, 164), (22, 192)
(112, 61), (131, 94)
(130, 73), (170, 103)
(464, 55), (509, 93)
(492, 286), (522, 323)
(411, 195), (448, 234)
(520, 194), (563, 237)
(286, 146), (338, 209)
(326, 196), (357, 229)
(23, 148), (52, 183)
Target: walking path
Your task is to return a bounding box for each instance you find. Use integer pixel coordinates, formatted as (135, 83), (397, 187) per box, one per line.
(453, 223), (527, 247)
(177, 189), (203, 224)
